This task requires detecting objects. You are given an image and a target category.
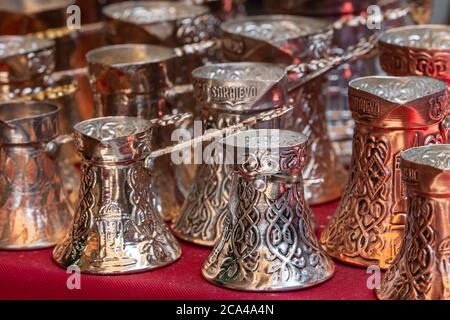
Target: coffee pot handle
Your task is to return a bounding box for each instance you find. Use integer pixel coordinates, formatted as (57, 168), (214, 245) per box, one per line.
(148, 113), (192, 128)
(45, 134), (74, 158)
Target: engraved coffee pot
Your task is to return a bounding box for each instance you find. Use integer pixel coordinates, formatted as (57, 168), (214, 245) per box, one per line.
(378, 25), (450, 142)
(172, 62), (294, 247)
(170, 50), (381, 247)
(202, 129), (335, 291)
(320, 76), (449, 269)
(102, 1), (221, 83)
(220, 15), (347, 204)
(379, 25), (450, 86)
(0, 35), (81, 202)
(377, 144), (450, 300)
(0, 101), (73, 250)
(86, 44), (198, 222)
(53, 116), (181, 274)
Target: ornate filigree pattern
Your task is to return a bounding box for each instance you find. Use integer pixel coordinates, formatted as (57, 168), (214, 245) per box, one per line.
(202, 173), (334, 291)
(173, 159), (232, 246)
(377, 194), (435, 299)
(54, 162), (181, 274)
(379, 26), (450, 82)
(320, 131), (399, 269)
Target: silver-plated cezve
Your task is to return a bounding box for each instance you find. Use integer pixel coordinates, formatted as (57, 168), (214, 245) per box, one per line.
(0, 35), (81, 201)
(221, 15), (347, 205)
(0, 101), (73, 250)
(202, 129), (335, 291)
(172, 62), (317, 247)
(53, 116), (181, 274)
(86, 44), (194, 222)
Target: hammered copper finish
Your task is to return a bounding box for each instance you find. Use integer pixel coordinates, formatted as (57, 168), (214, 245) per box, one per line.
(86, 44), (187, 222)
(202, 129), (335, 291)
(172, 62), (290, 247)
(0, 101), (73, 250)
(221, 15), (346, 205)
(379, 25), (450, 85)
(53, 116), (181, 274)
(377, 145), (450, 300)
(320, 76), (449, 270)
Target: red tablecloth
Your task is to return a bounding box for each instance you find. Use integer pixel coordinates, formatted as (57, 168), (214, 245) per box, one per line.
(0, 200), (377, 300)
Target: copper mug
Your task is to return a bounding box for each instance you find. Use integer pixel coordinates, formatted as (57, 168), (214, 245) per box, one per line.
(53, 116), (181, 274)
(202, 129), (335, 291)
(220, 15), (346, 205)
(321, 76), (449, 269)
(379, 25), (450, 142)
(376, 144), (450, 300)
(379, 25), (450, 86)
(0, 101), (73, 250)
(86, 44), (195, 222)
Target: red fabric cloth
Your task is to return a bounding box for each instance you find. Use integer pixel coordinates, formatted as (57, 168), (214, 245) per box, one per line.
(0, 201), (377, 300)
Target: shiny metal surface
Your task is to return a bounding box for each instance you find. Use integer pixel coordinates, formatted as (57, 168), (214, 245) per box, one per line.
(221, 15), (346, 204)
(377, 144), (450, 300)
(202, 129), (335, 291)
(86, 44), (189, 222)
(103, 1), (221, 47)
(172, 62), (292, 247)
(379, 25), (450, 84)
(0, 101), (73, 250)
(0, 0), (77, 71)
(0, 35), (55, 88)
(320, 76), (449, 269)
(0, 35), (80, 201)
(53, 116), (181, 274)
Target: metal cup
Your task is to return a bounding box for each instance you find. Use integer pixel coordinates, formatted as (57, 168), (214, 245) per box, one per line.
(376, 144), (450, 300)
(53, 116), (181, 274)
(173, 62), (317, 247)
(0, 35), (55, 91)
(86, 44), (191, 222)
(379, 25), (450, 85)
(0, 35), (81, 203)
(202, 129), (335, 291)
(220, 15), (346, 205)
(172, 62), (288, 246)
(0, 0), (78, 71)
(0, 101), (73, 250)
(320, 76), (449, 269)
(102, 1), (221, 81)
(262, 1), (411, 168)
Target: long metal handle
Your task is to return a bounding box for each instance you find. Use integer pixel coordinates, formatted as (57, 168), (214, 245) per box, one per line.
(286, 34), (380, 93)
(149, 104), (293, 160)
(148, 113), (192, 128)
(45, 134), (74, 158)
